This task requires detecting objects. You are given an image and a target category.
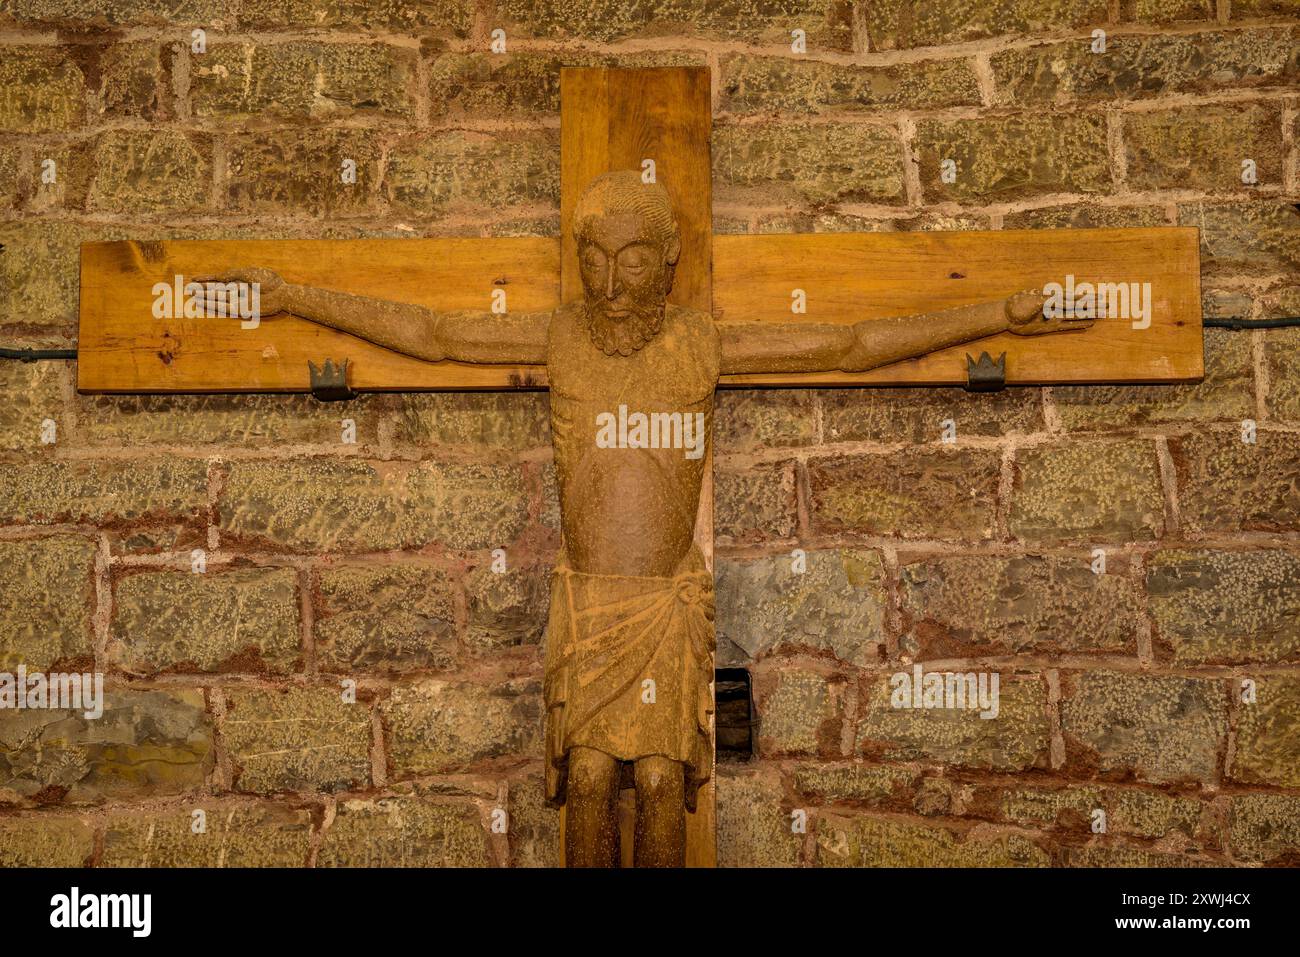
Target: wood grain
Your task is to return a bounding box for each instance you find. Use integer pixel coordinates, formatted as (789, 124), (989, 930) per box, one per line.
(560, 65), (712, 311)
(715, 227), (1203, 386)
(77, 237), (558, 393)
(78, 227), (1201, 394)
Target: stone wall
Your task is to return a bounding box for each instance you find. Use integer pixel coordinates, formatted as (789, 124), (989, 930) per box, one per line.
(1, 0), (1298, 867)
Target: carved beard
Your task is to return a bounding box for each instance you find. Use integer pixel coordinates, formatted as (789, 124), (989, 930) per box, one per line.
(582, 300), (666, 357)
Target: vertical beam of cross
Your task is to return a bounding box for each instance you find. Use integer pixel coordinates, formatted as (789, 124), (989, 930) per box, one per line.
(558, 66), (717, 867)
(560, 67), (713, 311)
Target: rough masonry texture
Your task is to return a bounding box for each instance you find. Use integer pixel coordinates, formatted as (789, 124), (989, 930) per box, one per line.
(1, 0), (1298, 867)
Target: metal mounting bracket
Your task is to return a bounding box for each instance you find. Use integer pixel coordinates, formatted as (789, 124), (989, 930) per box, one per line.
(964, 351), (1007, 393)
(307, 359), (358, 402)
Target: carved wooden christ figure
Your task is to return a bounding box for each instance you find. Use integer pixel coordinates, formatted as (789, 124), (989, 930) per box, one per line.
(205, 171), (1089, 867)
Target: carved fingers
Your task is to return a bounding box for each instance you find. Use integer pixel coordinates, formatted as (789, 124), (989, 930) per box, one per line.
(1005, 288), (1094, 336)
(190, 267), (288, 318)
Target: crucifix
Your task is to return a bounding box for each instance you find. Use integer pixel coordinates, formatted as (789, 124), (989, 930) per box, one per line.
(77, 67), (1203, 868)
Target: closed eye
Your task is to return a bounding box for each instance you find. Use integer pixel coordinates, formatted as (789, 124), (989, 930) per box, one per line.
(618, 250), (653, 269)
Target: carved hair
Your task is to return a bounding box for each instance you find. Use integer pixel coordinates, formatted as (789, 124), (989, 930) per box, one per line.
(572, 170), (680, 256)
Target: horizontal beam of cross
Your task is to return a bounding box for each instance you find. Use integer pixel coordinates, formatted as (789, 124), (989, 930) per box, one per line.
(77, 225), (1202, 393)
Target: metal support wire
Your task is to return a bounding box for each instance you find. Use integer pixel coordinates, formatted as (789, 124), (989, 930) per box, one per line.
(0, 346), (78, 361)
(1203, 316), (1300, 330)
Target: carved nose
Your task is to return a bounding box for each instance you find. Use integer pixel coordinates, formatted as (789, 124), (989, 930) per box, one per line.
(604, 268), (618, 299)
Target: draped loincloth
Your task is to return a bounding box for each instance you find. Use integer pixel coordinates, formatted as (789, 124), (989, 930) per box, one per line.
(544, 544), (715, 812)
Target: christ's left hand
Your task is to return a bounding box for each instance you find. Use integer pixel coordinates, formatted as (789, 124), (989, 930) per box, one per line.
(1005, 289), (1094, 336)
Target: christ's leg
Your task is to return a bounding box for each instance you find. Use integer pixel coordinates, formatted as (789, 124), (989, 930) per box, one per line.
(633, 756), (686, 867)
(565, 746), (620, 867)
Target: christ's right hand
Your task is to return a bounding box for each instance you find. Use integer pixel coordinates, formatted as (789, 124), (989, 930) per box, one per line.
(192, 267), (290, 317)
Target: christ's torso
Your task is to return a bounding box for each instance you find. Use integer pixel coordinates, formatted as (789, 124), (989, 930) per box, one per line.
(547, 301), (720, 577)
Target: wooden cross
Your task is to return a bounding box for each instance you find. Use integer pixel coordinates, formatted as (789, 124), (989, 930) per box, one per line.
(76, 67), (1203, 868)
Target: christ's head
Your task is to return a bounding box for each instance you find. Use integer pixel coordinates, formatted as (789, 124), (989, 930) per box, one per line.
(572, 171), (681, 355)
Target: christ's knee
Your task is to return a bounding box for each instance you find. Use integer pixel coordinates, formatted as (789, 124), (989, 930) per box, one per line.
(633, 756), (686, 867)
(633, 756), (684, 805)
(565, 747), (620, 868)
(567, 747), (619, 807)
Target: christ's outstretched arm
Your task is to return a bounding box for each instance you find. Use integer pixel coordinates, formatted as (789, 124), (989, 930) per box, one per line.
(198, 267), (548, 365)
(718, 291), (1090, 376)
